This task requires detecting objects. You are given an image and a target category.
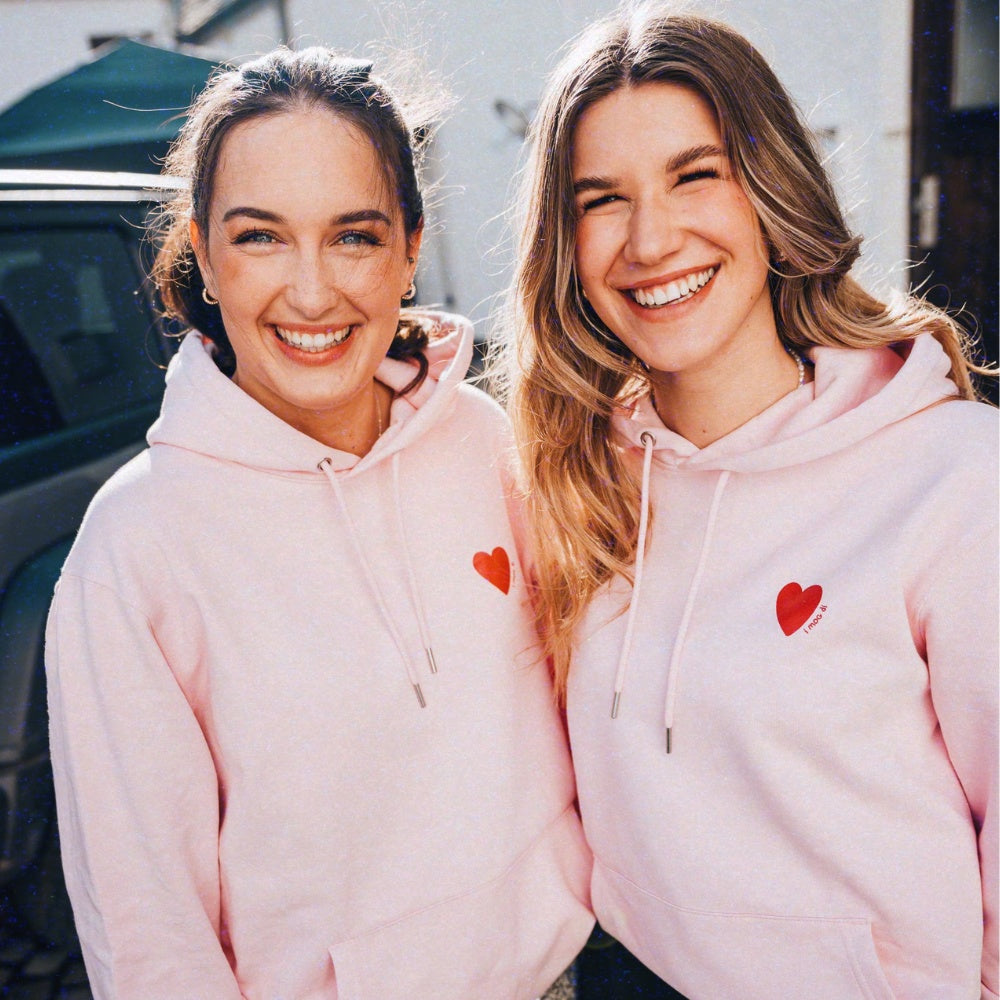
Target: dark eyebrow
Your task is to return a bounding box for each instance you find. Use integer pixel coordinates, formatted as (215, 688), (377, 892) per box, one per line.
(220, 206), (393, 226)
(572, 175), (616, 198)
(664, 143), (725, 174)
(572, 143), (725, 196)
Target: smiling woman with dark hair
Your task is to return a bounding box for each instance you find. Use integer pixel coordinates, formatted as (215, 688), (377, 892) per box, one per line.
(45, 47), (592, 999)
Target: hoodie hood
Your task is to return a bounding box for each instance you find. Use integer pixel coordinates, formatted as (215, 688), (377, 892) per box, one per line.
(612, 334), (958, 471)
(146, 310), (475, 708)
(148, 311), (475, 475)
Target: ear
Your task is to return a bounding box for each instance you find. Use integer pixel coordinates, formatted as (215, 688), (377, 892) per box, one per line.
(404, 221), (424, 290)
(189, 219), (216, 298)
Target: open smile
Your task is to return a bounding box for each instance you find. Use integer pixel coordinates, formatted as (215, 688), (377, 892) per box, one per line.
(273, 324), (353, 353)
(626, 266), (717, 309)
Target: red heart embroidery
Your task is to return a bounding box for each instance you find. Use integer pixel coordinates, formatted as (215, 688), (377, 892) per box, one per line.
(473, 547), (511, 594)
(776, 582), (823, 636)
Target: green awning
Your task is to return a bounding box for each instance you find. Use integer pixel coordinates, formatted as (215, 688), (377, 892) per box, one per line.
(0, 39), (220, 173)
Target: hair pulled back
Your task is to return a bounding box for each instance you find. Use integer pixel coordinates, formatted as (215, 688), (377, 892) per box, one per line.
(152, 47), (435, 382)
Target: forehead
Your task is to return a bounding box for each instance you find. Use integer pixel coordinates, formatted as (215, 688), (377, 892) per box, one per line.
(571, 82), (721, 173)
(210, 106), (395, 215)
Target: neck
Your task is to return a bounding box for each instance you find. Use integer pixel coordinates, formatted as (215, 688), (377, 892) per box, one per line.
(336, 380), (389, 456)
(275, 380), (390, 456)
(650, 337), (805, 448)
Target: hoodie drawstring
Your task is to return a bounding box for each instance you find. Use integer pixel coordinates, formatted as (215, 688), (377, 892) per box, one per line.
(660, 469), (730, 753)
(611, 430), (656, 721)
(318, 457), (427, 708)
(609, 430), (732, 755)
(392, 452), (438, 676)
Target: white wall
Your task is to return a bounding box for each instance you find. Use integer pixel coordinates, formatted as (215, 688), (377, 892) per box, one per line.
(283, 0), (915, 320)
(0, 0), (172, 104)
(702, 0), (914, 299)
(259, 0), (592, 319)
(0, 0), (914, 323)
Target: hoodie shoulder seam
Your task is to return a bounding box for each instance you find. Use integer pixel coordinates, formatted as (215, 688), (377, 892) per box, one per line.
(57, 570), (157, 625)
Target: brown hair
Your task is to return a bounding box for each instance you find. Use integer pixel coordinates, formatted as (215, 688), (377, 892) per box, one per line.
(152, 47), (438, 387)
(500, 5), (995, 696)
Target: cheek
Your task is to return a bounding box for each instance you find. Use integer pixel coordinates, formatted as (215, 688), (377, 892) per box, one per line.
(574, 221), (611, 286)
(339, 251), (409, 299)
(726, 189), (767, 252)
(210, 251), (269, 296)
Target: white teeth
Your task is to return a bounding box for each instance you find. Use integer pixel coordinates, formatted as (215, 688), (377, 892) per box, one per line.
(274, 325), (351, 352)
(631, 267), (716, 308)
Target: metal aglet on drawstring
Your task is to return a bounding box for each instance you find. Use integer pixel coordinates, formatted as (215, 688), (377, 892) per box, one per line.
(611, 691), (622, 719)
(665, 727), (673, 754)
(413, 683), (426, 708)
(425, 648), (438, 674)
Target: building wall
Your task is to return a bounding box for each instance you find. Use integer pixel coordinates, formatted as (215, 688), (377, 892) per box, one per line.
(0, 0), (172, 103)
(0, 0), (914, 324)
(287, 0), (915, 321)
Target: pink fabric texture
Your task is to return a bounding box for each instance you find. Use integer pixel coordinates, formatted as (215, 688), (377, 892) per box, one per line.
(46, 314), (593, 999)
(569, 334), (998, 999)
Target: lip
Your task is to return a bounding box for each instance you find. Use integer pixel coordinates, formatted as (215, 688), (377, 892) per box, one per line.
(619, 263), (719, 292)
(272, 321), (349, 333)
(619, 264), (718, 315)
(269, 322), (356, 364)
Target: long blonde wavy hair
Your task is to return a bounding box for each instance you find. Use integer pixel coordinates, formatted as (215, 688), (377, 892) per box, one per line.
(499, 5), (994, 697)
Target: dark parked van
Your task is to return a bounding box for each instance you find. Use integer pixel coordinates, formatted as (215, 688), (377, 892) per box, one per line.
(0, 168), (179, 958)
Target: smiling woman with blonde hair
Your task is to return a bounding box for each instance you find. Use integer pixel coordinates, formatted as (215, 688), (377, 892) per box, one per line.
(503, 6), (997, 998)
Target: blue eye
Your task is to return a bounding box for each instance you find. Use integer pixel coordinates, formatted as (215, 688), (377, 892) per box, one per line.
(338, 230), (383, 247)
(233, 229), (276, 245)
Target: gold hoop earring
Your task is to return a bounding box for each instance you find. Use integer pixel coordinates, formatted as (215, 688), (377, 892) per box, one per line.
(402, 282), (416, 302)
(202, 287), (219, 306)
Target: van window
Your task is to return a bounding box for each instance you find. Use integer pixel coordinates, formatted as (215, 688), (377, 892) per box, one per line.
(0, 228), (163, 447)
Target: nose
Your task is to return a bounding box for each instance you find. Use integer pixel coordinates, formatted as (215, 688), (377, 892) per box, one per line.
(284, 250), (339, 318)
(624, 194), (683, 267)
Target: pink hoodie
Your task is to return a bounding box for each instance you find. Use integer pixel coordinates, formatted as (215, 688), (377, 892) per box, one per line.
(568, 334), (998, 999)
(46, 314), (593, 999)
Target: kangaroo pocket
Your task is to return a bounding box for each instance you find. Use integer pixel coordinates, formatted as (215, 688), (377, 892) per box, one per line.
(593, 859), (898, 1000)
(329, 807), (593, 1000)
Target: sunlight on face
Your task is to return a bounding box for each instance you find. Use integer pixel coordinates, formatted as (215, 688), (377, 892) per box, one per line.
(572, 82), (775, 383)
(193, 105), (421, 447)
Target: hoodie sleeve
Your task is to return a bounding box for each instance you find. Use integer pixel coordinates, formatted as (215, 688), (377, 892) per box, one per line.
(46, 573), (244, 1000)
(918, 484), (999, 998)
